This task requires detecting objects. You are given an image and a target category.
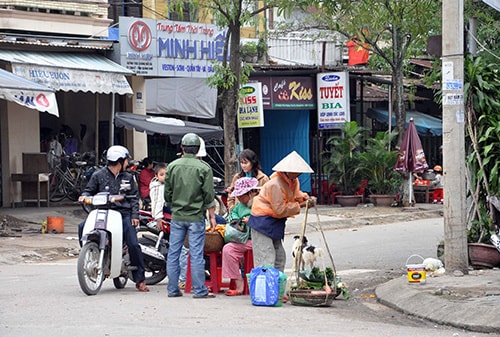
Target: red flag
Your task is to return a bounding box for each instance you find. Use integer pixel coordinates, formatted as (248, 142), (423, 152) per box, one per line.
(346, 39), (369, 66)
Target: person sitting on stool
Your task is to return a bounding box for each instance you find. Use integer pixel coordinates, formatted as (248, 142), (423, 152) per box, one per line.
(431, 165), (444, 204)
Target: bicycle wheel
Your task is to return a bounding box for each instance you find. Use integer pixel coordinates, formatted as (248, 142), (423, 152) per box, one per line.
(60, 170), (77, 201)
(49, 171), (66, 202)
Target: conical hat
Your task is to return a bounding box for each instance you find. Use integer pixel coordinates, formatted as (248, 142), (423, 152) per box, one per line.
(272, 151), (314, 173)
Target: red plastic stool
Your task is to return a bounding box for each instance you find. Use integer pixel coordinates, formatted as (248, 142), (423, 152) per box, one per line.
(241, 249), (254, 295)
(185, 251), (223, 294)
(225, 249), (254, 295)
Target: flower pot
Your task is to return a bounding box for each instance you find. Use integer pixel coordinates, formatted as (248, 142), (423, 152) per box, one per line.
(369, 194), (395, 207)
(336, 195), (362, 207)
(468, 243), (500, 269)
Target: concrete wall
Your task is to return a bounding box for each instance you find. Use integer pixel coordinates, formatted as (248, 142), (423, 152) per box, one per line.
(1, 102), (40, 207)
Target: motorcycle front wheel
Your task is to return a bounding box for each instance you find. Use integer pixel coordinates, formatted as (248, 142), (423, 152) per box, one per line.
(77, 241), (105, 295)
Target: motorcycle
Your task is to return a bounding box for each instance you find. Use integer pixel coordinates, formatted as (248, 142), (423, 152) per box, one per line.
(77, 192), (135, 295)
(213, 176), (229, 217)
(137, 209), (171, 285)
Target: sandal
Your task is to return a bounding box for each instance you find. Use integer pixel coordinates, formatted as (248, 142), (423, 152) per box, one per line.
(225, 289), (243, 296)
(136, 281), (150, 292)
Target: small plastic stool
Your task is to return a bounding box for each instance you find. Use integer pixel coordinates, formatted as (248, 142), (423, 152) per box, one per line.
(223, 249), (254, 295)
(185, 251), (223, 294)
(241, 249), (254, 295)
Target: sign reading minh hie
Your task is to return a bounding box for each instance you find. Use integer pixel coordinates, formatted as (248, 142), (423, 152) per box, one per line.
(119, 17), (227, 78)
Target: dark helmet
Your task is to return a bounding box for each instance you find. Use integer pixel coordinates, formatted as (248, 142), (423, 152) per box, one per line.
(181, 133), (201, 146)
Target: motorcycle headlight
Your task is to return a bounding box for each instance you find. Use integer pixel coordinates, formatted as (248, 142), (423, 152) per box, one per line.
(92, 194), (108, 206)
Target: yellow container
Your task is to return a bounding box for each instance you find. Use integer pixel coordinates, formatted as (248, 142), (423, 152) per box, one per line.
(406, 254), (426, 284)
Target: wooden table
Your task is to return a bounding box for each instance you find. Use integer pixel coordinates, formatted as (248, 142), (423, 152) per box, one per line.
(11, 173), (50, 207)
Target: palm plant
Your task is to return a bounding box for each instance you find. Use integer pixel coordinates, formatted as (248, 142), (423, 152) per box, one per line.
(358, 131), (401, 195)
(322, 121), (365, 195)
(464, 55), (500, 243)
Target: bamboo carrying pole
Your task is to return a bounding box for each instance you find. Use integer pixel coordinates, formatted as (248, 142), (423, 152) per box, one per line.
(289, 201), (338, 304)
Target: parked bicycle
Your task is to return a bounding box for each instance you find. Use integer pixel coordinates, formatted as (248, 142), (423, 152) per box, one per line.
(49, 152), (98, 202)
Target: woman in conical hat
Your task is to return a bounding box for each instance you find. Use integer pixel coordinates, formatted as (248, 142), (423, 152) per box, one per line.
(248, 151), (316, 272)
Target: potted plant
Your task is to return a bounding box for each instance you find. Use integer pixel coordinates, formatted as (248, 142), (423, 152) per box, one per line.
(240, 42), (258, 63)
(462, 56), (500, 268)
(322, 121), (365, 207)
(358, 131), (401, 206)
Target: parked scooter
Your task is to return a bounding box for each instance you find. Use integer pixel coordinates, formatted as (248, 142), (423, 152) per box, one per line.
(137, 209), (171, 285)
(77, 191), (135, 295)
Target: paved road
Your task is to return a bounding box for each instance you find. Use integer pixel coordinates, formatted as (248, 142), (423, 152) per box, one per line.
(1, 214), (493, 337)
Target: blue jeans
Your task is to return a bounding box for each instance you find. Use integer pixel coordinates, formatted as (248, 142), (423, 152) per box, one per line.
(179, 246), (189, 283)
(167, 220), (208, 297)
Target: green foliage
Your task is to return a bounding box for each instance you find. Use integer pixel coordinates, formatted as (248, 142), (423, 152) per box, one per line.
(467, 204), (493, 244)
(297, 267), (349, 300)
(464, 55), (500, 242)
(358, 131), (401, 195)
(322, 121), (366, 194)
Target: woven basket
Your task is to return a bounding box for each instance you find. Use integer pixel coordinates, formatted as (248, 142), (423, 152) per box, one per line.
(184, 232), (224, 252)
(289, 289), (335, 307)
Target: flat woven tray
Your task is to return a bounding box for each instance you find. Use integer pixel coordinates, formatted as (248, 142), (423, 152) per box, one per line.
(289, 289), (335, 307)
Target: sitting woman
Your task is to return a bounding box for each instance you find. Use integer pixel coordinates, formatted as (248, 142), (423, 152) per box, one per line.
(222, 177), (260, 296)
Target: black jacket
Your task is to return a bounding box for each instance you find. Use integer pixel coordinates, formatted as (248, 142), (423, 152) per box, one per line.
(82, 167), (139, 219)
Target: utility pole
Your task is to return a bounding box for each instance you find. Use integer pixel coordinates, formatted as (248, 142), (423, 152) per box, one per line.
(442, 0), (469, 273)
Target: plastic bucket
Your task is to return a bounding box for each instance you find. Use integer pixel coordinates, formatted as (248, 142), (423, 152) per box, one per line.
(406, 254), (426, 284)
(47, 216), (64, 233)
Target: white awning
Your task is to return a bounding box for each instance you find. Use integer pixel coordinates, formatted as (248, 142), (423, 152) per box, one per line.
(0, 68), (59, 116)
(0, 50), (134, 95)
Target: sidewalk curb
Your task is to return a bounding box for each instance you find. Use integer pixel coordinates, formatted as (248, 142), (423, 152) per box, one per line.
(376, 275), (500, 334)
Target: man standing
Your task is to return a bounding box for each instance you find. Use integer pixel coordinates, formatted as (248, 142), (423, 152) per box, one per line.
(78, 145), (149, 292)
(164, 133), (217, 298)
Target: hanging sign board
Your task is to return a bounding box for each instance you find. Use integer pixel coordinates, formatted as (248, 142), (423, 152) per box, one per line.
(316, 72), (350, 129)
(237, 82), (264, 128)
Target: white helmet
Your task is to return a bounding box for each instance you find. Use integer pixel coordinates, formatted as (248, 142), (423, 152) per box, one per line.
(106, 145), (130, 162)
(196, 137), (207, 157)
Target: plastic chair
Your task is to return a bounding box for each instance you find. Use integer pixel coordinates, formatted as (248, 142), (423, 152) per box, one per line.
(355, 179), (369, 203)
(329, 183), (342, 204)
(185, 251), (223, 294)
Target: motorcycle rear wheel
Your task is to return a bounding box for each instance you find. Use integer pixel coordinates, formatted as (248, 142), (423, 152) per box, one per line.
(77, 241), (105, 295)
(138, 236), (167, 285)
(113, 276), (128, 289)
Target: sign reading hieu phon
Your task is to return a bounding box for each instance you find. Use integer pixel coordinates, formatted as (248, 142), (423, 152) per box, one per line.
(119, 17), (227, 78)
(238, 82), (264, 128)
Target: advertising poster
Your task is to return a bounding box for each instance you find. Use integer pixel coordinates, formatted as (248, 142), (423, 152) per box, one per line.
(257, 76), (315, 109)
(316, 72), (350, 129)
(119, 17), (227, 78)
(238, 82), (264, 128)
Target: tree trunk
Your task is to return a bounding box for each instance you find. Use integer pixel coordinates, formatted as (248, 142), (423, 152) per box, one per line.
(222, 23), (242, 186)
(392, 27), (406, 147)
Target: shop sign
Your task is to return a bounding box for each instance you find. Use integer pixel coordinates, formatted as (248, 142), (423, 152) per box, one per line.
(256, 77), (316, 110)
(238, 82), (264, 128)
(119, 17), (227, 78)
(316, 72), (350, 129)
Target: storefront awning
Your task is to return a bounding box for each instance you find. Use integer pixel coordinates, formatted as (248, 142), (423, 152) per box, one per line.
(0, 68), (59, 116)
(367, 108), (442, 136)
(0, 50), (134, 95)
(114, 112), (223, 144)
